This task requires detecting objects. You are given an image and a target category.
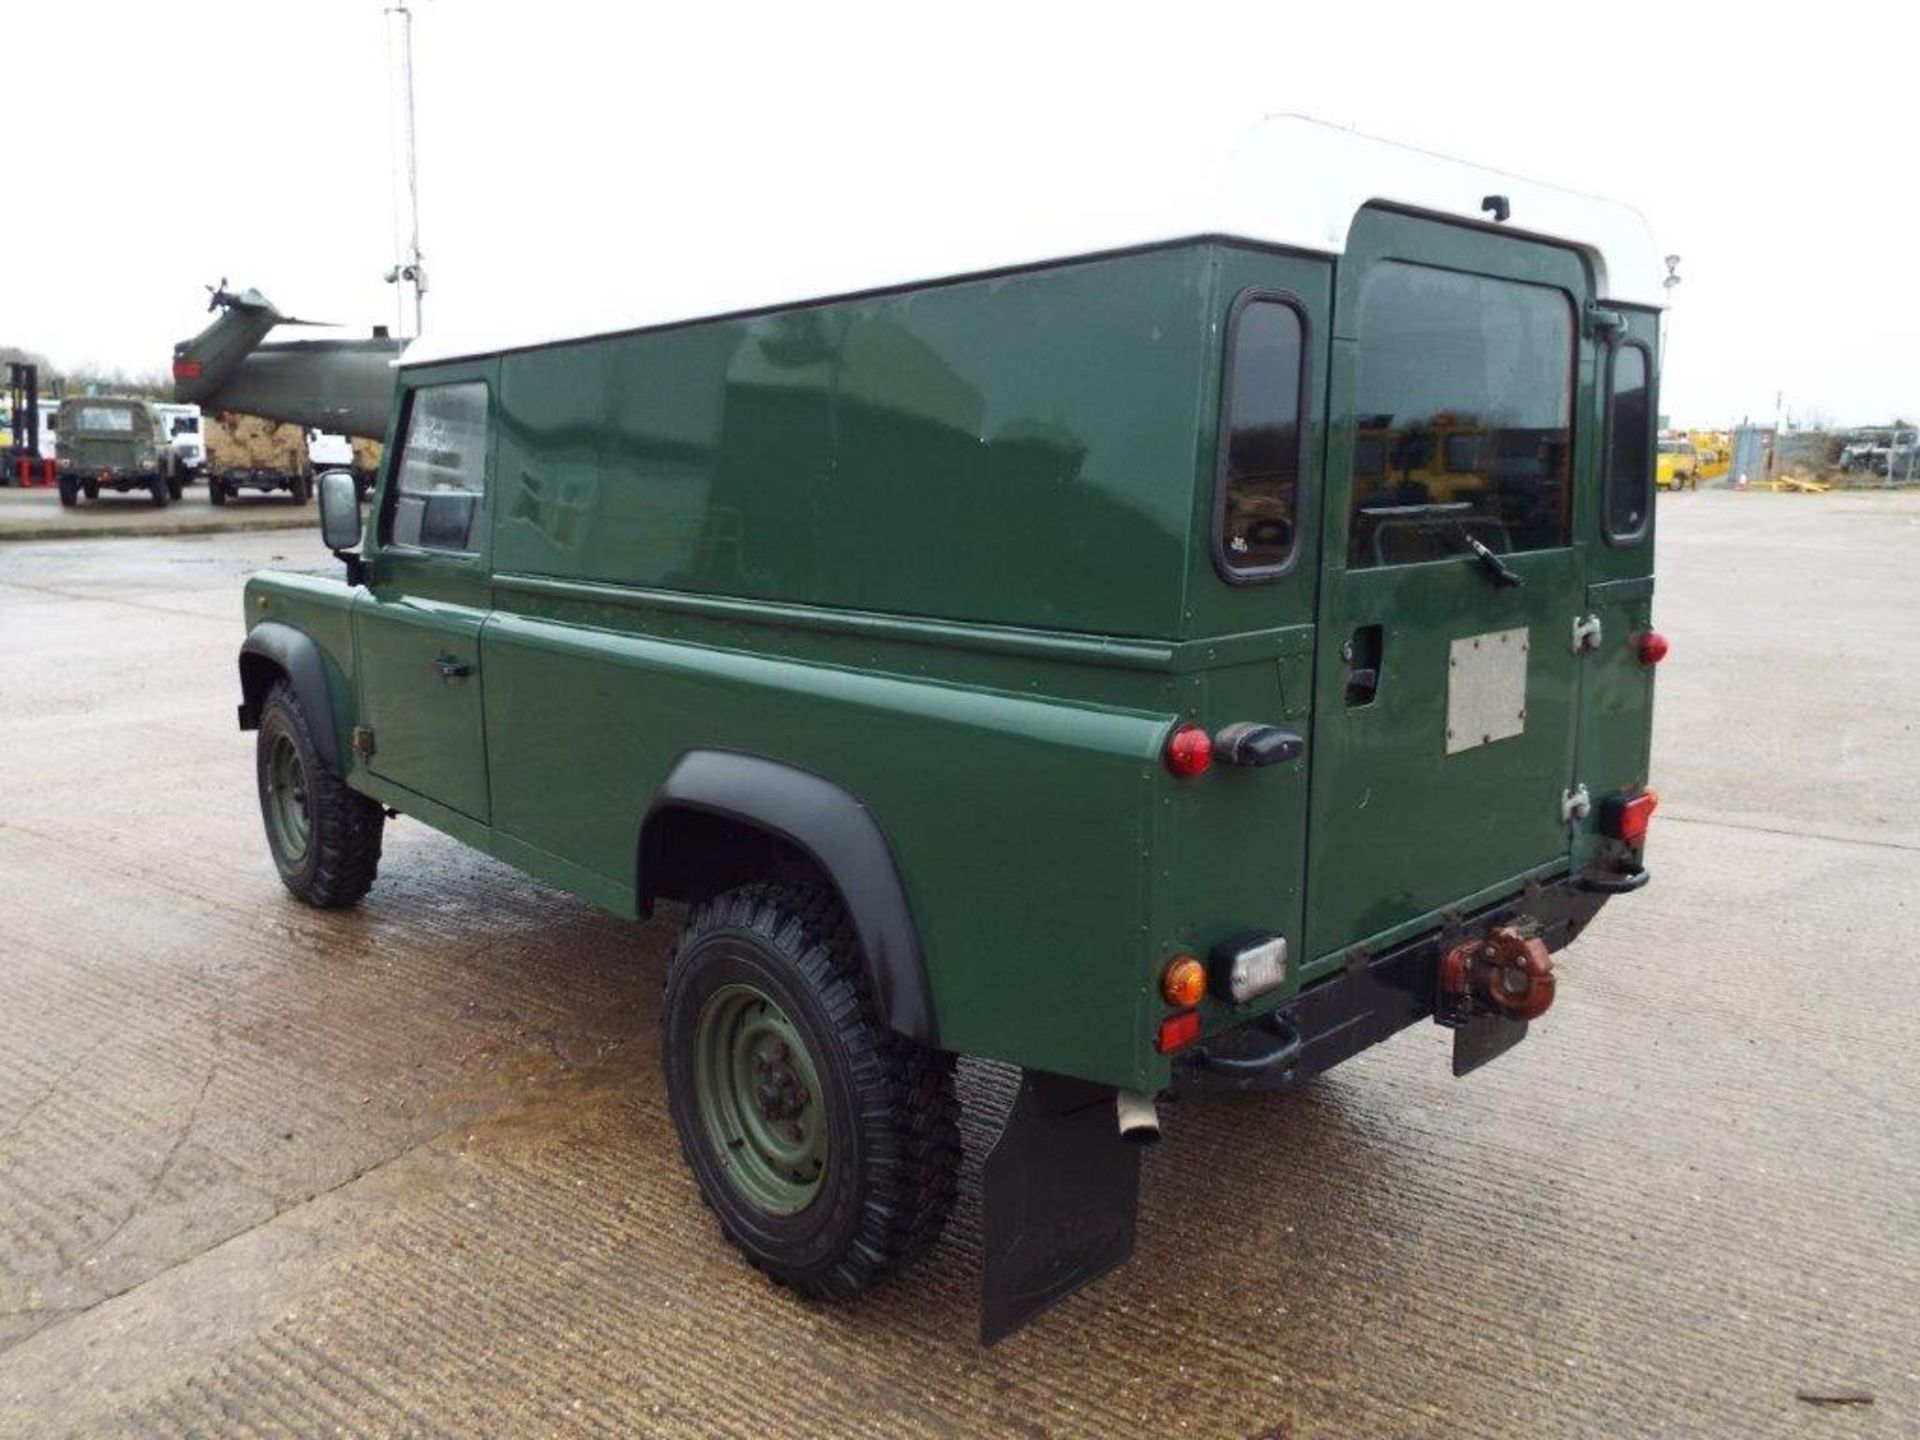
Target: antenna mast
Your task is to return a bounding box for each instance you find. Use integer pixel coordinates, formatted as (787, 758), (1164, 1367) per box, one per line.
(384, 2), (426, 337)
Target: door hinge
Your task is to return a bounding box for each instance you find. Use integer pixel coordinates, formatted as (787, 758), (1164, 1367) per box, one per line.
(352, 725), (377, 759)
(1571, 614), (1603, 654)
(1561, 784), (1592, 824)
(1584, 302), (1627, 339)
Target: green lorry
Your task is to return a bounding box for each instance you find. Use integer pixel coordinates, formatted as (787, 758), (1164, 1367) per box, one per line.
(55, 396), (181, 506)
(235, 118), (1667, 1341)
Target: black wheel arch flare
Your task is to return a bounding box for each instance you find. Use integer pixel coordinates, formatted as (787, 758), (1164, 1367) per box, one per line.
(238, 621), (343, 775)
(640, 750), (938, 1047)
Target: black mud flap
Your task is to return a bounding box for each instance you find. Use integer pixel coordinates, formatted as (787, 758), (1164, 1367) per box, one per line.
(1452, 1012), (1528, 1076)
(980, 1070), (1141, 1345)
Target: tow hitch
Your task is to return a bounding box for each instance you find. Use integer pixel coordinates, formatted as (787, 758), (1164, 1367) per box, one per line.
(1438, 924), (1555, 1076)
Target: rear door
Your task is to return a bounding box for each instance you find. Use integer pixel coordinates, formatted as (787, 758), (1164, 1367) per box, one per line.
(1303, 209), (1594, 963)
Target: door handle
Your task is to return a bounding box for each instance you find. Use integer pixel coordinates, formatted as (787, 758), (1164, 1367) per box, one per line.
(1343, 624), (1383, 706)
(431, 653), (472, 681)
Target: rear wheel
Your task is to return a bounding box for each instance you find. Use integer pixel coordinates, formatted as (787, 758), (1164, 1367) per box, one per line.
(167, 471), (184, 501)
(57, 476), (78, 507)
(291, 472), (312, 504)
(663, 883), (959, 1300)
(209, 480), (228, 506)
(147, 477), (168, 506)
(83, 480), (99, 501)
(255, 680), (384, 907)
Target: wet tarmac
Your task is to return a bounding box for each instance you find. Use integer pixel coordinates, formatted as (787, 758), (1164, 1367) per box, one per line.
(1, 492), (1915, 1438)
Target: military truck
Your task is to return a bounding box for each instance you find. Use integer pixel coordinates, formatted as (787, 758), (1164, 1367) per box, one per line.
(55, 397), (179, 506)
(233, 118), (1667, 1342)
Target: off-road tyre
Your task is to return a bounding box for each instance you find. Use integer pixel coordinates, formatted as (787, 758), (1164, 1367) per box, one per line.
(57, 476), (78, 507)
(209, 480), (228, 506)
(255, 679), (384, 907)
(663, 882), (960, 1300)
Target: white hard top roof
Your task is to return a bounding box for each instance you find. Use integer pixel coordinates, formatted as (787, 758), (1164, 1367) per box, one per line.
(403, 115), (1662, 368)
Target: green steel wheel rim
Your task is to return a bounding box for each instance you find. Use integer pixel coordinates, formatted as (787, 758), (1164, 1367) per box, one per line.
(265, 731), (312, 865)
(693, 982), (828, 1216)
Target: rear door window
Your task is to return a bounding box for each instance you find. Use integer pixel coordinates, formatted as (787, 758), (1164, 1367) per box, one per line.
(1346, 262), (1574, 570)
(386, 381), (490, 554)
(1604, 343), (1653, 540)
(1215, 294), (1306, 578)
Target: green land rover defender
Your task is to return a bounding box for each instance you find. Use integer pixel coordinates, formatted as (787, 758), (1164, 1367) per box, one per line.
(56, 396), (181, 507)
(236, 119), (1666, 1341)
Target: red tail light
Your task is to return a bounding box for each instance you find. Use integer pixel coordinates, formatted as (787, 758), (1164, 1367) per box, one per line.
(172, 357), (203, 380)
(1156, 1010), (1201, 1054)
(1600, 789), (1660, 845)
(1165, 725), (1212, 778)
(1635, 631), (1669, 666)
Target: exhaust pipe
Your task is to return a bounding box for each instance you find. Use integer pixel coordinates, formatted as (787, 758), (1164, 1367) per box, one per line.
(1115, 1089), (1161, 1145)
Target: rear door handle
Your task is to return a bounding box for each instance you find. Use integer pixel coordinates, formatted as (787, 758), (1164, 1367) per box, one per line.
(432, 653), (472, 681)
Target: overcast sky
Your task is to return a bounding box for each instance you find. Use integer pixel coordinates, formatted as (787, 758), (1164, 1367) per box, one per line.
(8, 0), (1915, 427)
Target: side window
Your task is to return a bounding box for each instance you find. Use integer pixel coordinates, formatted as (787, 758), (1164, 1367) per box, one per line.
(1604, 342), (1653, 541)
(385, 381), (490, 554)
(1215, 295), (1306, 578)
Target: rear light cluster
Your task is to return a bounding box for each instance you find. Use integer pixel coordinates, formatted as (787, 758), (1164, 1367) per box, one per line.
(1154, 934), (1291, 1055)
(1601, 789), (1660, 846)
(1635, 631), (1670, 666)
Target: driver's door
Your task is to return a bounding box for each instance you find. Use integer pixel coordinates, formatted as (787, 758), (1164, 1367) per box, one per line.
(354, 368), (496, 822)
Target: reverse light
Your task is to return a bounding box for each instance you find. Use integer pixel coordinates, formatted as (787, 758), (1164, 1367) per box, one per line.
(1635, 631), (1670, 666)
(1161, 955), (1207, 1008)
(1165, 725), (1212, 778)
(1210, 933), (1289, 1004)
(1156, 1009), (1201, 1054)
(1600, 789), (1660, 846)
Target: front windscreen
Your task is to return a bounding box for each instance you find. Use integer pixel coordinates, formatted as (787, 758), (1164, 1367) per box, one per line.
(1346, 262), (1573, 570)
(72, 407), (136, 433)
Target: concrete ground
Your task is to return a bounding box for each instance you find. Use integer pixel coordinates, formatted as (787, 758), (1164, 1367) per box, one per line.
(0, 491), (1914, 1439)
(0, 485), (317, 543)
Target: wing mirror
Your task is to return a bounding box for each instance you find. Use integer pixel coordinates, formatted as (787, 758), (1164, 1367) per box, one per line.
(316, 470), (367, 585)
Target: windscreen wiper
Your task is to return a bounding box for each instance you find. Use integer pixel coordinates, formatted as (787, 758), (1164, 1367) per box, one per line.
(1451, 525), (1524, 589)
(1358, 501), (1524, 589)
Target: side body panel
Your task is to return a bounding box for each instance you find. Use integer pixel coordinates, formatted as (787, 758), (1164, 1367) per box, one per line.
(477, 250), (1221, 1089)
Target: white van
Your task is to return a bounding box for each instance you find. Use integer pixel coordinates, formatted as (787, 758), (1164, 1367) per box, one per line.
(151, 402), (209, 481)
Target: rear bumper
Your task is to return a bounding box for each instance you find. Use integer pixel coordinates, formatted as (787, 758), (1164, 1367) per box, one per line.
(1172, 867), (1620, 1093)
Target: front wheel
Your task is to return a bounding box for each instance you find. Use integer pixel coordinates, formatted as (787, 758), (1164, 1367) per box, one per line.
(209, 480), (228, 507)
(663, 883), (960, 1300)
(57, 476), (78, 507)
(291, 473), (312, 504)
(255, 680), (384, 906)
(167, 472), (184, 501)
(148, 477), (168, 506)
